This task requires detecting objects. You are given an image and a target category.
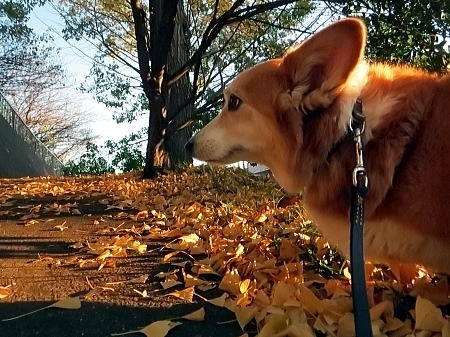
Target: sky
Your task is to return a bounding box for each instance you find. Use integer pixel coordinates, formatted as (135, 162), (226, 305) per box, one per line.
(28, 4), (148, 155)
(24, 2), (335, 170)
(23, 2), (335, 170)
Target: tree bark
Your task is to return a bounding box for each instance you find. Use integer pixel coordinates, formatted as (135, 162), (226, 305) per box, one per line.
(165, 2), (193, 167)
(131, 0), (179, 178)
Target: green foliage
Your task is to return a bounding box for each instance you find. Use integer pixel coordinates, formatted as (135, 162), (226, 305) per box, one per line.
(343, 0), (450, 72)
(58, 1), (314, 127)
(63, 143), (114, 176)
(0, 0), (44, 39)
(105, 129), (146, 172)
(1, 0), (62, 90)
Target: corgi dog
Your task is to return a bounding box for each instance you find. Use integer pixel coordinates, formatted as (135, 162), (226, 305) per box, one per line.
(186, 18), (450, 274)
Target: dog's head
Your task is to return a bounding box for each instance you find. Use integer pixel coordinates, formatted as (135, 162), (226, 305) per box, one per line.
(188, 18), (367, 192)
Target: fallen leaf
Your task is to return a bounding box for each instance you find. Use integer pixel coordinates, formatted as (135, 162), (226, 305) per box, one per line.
(337, 313), (355, 337)
(255, 313), (288, 337)
(219, 269), (241, 296)
(184, 273), (208, 288)
(0, 284), (13, 299)
(235, 304), (258, 329)
(160, 280), (183, 290)
(415, 296), (445, 332)
(69, 242), (84, 249)
(273, 323), (315, 337)
(163, 251), (181, 262)
(279, 239), (300, 261)
(111, 320), (181, 337)
(182, 307), (205, 321)
(133, 210), (149, 220)
(167, 287), (195, 302)
(370, 300), (394, 321)
(296, 284), (324, 315)
(24, 219), (40, 226)
(2, 296), (81, 321)
(208, 293), (229, 307)
(133, 289), (148, 298)
(72, 208), (82, 215)
(54, 224), (68, 231)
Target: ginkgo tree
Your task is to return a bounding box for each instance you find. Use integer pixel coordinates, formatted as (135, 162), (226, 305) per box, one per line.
(57, 0), (316, 177)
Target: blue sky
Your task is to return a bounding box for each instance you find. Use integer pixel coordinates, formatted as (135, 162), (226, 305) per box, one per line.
(28, 3), (148, 155)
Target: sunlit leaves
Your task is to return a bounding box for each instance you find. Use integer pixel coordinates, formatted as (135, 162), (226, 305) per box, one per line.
(0, 284), (13, 299)
(2, 167), (449, 336)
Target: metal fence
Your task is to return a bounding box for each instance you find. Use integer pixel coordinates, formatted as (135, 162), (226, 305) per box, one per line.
(0, 92), (64, 174)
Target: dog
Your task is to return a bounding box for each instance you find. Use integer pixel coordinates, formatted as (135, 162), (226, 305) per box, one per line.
(186, 18), (450, 274)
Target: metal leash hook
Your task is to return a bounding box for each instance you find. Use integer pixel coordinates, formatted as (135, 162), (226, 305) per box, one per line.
(349, 99), (373, 337)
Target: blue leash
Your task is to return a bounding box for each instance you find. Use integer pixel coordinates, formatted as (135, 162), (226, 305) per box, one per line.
(349, 99), (373, 337)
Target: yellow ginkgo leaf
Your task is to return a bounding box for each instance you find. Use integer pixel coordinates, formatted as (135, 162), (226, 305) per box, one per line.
(337, 313), (355, 337)
(182, 307), (205, 321)
(219, 269), (241, 296)
(279, 239), (300, 261)
(0, 285), (12, 299)
(255, 313), (288, 337)
(163, 251), (181, 262)
(50, 297), (82, 309)
(196, 283), (215, 292)
(178, 233), (201, 244)
(272, 323), (315, 337)
(208, 293), (229, 307)
(271, 281), (296, 307)
(415, 296), (445, 332)
(194, 264), (221, 276)
(111, 320), (181, 337)
(97, 249), (112, 261)
(160, 280), (183, 290)
(239, 279), (251, 294)
(370, 300), (394, 321)
(296, 284), (324, 315)
(184, 273), (208, 288)
(167, 287), (195, 302)
(2, 296), (81, 321)
(139, 321), (181, 337)
(133, 210), (149, 220)
(235, 305), (259, 329)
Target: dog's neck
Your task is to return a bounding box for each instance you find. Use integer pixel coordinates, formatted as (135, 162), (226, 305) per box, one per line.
(303, 62), (438, 218)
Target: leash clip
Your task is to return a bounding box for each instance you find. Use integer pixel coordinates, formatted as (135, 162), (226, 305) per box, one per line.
(350, 99), (369, 196)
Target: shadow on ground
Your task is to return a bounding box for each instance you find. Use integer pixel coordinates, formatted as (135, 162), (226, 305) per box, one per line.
(0, 301), (246, 337)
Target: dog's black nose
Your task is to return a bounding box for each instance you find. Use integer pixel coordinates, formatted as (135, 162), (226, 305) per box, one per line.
(185, 139), (194, 154)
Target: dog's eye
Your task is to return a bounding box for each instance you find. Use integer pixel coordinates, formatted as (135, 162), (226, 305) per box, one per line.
(228, 94), (242, 111)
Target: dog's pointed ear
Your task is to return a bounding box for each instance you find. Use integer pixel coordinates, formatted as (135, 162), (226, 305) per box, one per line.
(281, 18), (366, 112)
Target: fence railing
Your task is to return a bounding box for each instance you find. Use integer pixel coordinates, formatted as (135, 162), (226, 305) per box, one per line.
(0, 92), (64, 174)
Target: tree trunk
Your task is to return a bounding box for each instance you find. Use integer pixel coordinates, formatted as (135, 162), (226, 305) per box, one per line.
(165, 2), (194, 168)
(140, 0), (191, 177)
(131, 0), (178, 178)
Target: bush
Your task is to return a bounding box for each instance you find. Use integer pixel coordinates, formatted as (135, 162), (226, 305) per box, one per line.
(63, 143), (114, 176)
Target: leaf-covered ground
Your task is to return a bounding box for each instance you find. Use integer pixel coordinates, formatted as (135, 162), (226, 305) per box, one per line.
(0, 167), (449, 337)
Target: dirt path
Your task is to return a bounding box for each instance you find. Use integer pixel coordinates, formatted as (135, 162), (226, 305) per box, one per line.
(0, 191), (244, 337)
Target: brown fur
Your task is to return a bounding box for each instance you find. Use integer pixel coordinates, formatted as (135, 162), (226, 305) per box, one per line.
(189, 19), (450, 273)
